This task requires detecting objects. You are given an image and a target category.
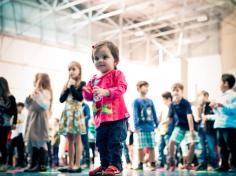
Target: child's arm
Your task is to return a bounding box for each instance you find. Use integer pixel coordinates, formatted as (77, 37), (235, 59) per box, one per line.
(82, 80), (93, 101)
(32, 90), (51, 111)
(7, 96), (17, 128)
(70, 82), (85, 102)
(133, 100), (140, 132)
(221, 97), (236, 115)
(59, 88), (70, 103)
(101, 71), (127, 100)
(151, 101), (158, 128)
(187, 114), (195, 139)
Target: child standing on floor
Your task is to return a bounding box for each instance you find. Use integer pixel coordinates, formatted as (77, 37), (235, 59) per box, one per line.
(211, 74), (236, 172)
(24, 73), (53, 172)
(133, 81), (158, 171)
(8, 102), (26, 168)
(0, 77), (17, 172)
(167, 83), (198, 171)
(157, 91), (173, 168)
(83, 41), (129, 176)
(58, 61), (86, 173)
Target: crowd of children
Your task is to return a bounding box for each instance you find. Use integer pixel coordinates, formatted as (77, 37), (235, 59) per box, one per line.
(0, 40), (236, 176)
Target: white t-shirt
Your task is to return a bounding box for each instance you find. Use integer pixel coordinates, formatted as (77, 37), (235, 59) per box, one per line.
(11, 112), (26, 139)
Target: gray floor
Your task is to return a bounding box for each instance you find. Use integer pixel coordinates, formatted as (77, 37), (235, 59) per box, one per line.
(1, 168), (236, 176)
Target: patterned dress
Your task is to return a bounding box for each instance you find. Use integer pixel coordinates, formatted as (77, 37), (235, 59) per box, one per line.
(59, 94), (86, 135)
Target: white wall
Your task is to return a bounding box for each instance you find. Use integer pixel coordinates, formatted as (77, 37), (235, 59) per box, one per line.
(0, 35), (96, 117)
(1, 35), (223, 119)
(187, 55), (222, 101)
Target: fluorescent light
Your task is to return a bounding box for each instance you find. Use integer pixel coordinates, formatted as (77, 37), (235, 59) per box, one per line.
(197, 15), (208, 22)
(134, 31), (144, 36)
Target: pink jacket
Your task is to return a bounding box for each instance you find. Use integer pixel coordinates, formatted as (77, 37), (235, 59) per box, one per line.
(83, 69), (130, 128)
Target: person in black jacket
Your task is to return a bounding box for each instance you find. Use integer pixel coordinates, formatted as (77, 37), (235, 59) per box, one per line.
(196, 90), (219, 171)
(58, 61), (86, 173)
(0, 77), (17, 172)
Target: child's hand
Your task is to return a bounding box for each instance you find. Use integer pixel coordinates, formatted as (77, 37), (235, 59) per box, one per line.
(93, 86), (110, 97)
(210, 101), (224, 108)
(209, 101), (217, 108)
(67, 79), (76, 87)
(83, 86), (92, 93)
(216, 103), (224, 107)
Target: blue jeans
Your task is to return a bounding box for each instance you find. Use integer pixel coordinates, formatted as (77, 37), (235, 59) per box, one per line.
(123, 142), (131, 164)
(198, 128), (219, 167)
(81, 133), (90, 165)
(217, 128), (236, 168)
(96, 119), (127, 171)
(158, 134), (169, 166)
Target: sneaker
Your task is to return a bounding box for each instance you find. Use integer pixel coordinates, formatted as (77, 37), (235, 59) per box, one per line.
(103, 165), (121, 176)
(89, 166), (106, 176)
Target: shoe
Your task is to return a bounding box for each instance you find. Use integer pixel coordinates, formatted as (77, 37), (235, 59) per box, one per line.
(196, 163), (207, 171)
(24, 147), (39, 172)
(38, 147), (47, 172)
(89, 165), (106, 176)
(167, 157), (175, 172)
(103, 165), (121, 176)
(215, 166), (229, 172)
(134, 162), (143, 170)
(68, 167), (82, 173)
(58, 167), (70, 172)
(149, 162), (156, 171)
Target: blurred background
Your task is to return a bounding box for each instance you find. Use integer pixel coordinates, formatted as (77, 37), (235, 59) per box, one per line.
(0, 0), (236, 117)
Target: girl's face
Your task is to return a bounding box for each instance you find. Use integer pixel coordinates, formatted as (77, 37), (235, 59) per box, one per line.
(93, 46), (118, 74)
(69, 64), (80, 80)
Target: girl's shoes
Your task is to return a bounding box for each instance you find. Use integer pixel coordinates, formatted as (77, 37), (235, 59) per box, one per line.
(89, 165), (106, 176)
(103, 165), (121, 176)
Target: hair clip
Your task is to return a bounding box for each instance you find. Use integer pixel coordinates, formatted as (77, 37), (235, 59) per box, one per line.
(92, 44), (96, 49)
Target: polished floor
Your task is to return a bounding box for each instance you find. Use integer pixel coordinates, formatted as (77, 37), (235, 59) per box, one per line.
(1, 168), (236, 176)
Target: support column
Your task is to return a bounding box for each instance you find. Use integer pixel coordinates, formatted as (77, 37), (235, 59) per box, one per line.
(220, 9), (236, 73)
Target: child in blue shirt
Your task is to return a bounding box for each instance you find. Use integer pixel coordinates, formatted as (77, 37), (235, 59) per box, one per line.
(211, 74), (236, 172)
(133, 81), (158, 170)
(167, 83), (198, 171)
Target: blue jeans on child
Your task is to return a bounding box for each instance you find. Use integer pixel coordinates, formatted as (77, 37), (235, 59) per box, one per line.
(198, 127), (219, 167)
(158, 134), (169, 166)
(96, 119), (127, 171)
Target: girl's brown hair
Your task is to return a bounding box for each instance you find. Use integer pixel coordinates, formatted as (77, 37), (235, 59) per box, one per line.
(0, 77), (10, 100)
(34, 73), (53, 114)
(92, 41), (119, 69)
